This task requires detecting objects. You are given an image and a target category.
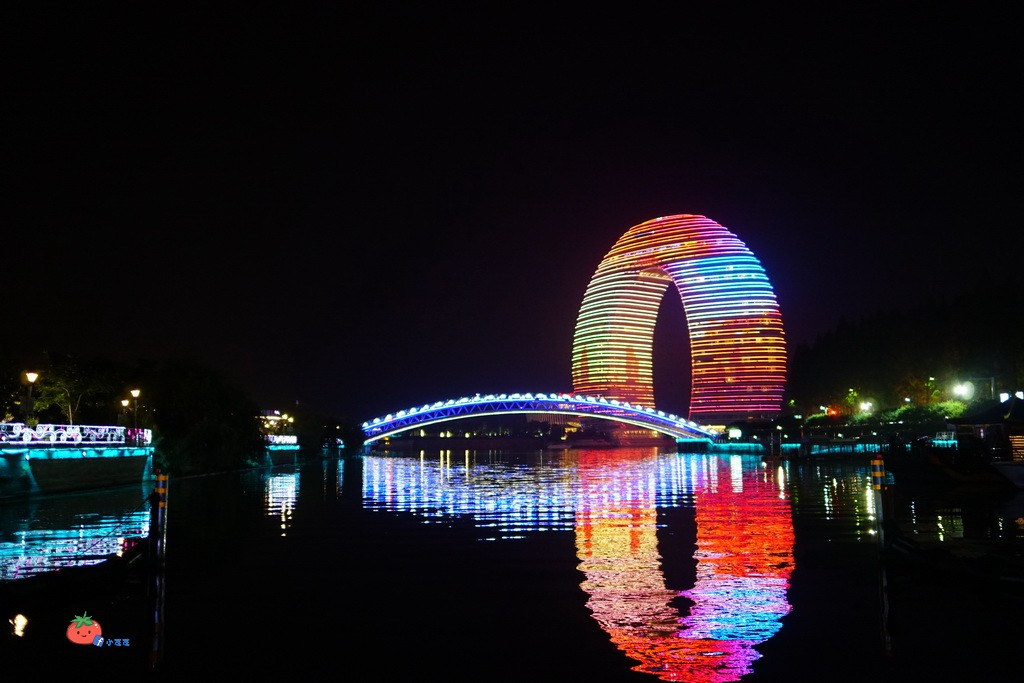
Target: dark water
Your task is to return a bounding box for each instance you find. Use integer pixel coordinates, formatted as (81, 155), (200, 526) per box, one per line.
(0, 483), (152, 581)
(3, 447), (1024, 679)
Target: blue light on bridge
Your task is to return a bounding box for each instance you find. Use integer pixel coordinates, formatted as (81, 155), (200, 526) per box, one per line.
(361, 392), (716, 444)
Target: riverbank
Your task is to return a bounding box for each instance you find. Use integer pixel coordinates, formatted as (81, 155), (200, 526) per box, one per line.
(0, 447), (155, 500)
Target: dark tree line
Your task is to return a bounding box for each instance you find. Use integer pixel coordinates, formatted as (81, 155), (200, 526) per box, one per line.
(0, 351), (365, 475)
(786, 277), (1024, 416)
(1, 352), (132, 426)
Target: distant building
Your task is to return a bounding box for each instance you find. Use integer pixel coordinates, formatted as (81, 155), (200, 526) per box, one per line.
(259, 409), (294, 436)
(952, 396), (1024, 461)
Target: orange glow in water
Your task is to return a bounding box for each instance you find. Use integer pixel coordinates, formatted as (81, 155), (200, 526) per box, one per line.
(575, 450), (794, 682)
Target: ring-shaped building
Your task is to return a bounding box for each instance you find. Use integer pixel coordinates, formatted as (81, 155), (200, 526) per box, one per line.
(571, 214), (786, 423)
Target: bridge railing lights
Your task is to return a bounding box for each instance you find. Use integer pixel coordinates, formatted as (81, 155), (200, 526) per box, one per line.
(360, 392), (715, 437)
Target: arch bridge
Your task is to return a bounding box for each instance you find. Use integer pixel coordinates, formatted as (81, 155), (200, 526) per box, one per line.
(361, 392), (716, 444)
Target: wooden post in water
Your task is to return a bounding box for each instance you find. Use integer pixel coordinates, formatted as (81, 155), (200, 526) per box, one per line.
(871, 457), (892, 655)
(149, 468), (168, 670)
(154, 470), (169, 565)
(870, 458), (886, 546)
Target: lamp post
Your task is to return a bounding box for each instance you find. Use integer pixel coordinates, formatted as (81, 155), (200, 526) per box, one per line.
(120, 398), (130, 442)
(24, 371), (38, 423)
(130, 388), (140, 429)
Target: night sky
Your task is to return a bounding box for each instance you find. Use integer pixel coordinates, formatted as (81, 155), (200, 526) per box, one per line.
(5, 4), (1022, 422)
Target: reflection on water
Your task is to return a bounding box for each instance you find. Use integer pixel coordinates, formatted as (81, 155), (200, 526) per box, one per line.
(892, 488), (1024, 545)
(342, 456), (350, 499)
(0, 484), (151, 580)
(575, 451), (793, 682)
(264, 471), (299, 537)
(787, 461), (1024, 547)
(787, 462), (879, 540)
(7, 450), (1024, 679)
(362, 448), (794, 681)
(362, 449), (578, 537)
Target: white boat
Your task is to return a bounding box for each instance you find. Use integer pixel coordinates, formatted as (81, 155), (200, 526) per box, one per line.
(990, 461), (1024, 488)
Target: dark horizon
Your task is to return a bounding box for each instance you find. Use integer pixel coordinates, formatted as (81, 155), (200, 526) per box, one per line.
(5, 5), (1021, 422)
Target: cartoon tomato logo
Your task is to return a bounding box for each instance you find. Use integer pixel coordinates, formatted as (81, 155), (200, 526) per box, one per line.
(66, 612), (102, 645)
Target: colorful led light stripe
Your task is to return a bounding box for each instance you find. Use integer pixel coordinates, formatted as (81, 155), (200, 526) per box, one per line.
(572, 215), (786, 422)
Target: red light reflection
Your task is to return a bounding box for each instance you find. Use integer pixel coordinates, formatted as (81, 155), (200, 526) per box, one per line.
(574, 449), (794, 682)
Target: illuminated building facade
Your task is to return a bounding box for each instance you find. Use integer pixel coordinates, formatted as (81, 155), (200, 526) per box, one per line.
(572, 214), (786, 423)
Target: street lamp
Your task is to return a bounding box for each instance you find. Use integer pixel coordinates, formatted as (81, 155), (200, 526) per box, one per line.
(953, 378), (995, 401)
(130, 389), (140, 429)
(24, 372), (38, 423)
(120, 399), (130, 437)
